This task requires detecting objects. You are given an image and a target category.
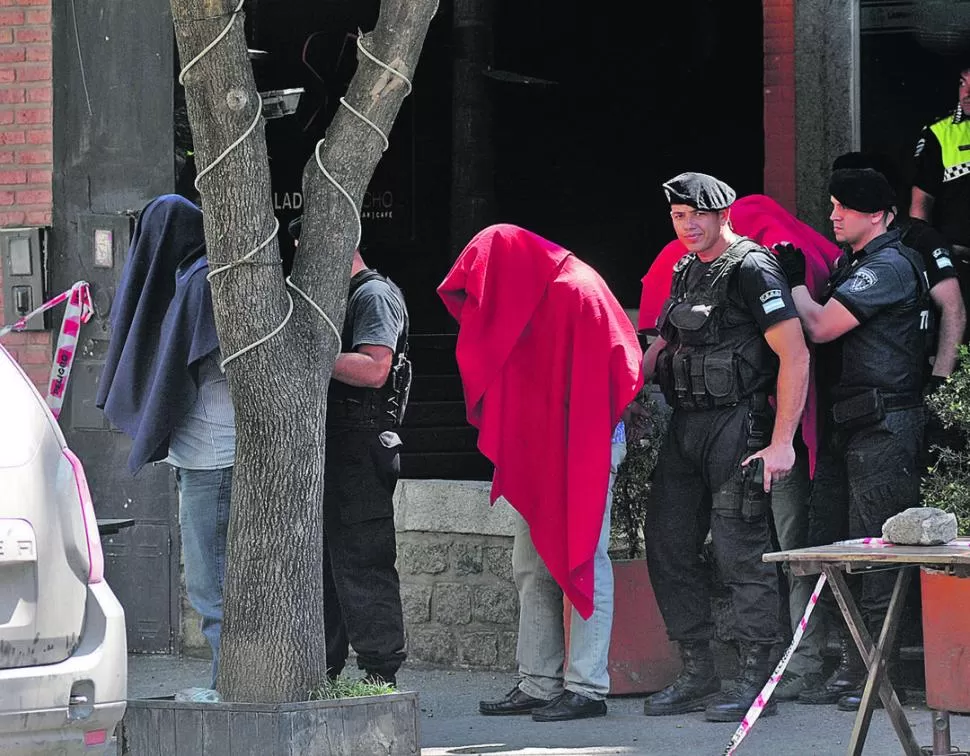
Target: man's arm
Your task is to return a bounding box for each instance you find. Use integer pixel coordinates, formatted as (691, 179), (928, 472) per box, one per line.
(332, 344), (394, 388)
(910, 185), (936, 223)
(742, 318), (809, 492)
(929, 278), (967, 377)
(641, 336), (667, 383)
(791, 285), (861, 343)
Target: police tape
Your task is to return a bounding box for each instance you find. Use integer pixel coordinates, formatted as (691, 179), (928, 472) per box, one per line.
(722, 571), (827, 756)
(0, 281), (93, 419)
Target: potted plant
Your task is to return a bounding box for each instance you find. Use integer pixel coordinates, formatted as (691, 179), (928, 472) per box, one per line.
(919, 344), (970, 713)
(565, 387), (681, 694)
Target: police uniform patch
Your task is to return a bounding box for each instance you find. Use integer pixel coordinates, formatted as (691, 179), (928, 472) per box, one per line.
(760, 289), (784, 314)
(847, 267), (878, 292)
(915, 137), (926, 158)
(933, 248), (954, 268)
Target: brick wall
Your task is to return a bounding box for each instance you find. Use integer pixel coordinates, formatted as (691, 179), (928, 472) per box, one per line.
(0, 0), (52, 391)
(763, 0), (796, 212)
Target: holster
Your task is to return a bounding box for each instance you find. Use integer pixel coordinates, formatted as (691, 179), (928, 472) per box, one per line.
(830, 389), (885, 432)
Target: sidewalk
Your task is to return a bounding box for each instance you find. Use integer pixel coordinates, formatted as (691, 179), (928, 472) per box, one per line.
(129, 654), (970, 755)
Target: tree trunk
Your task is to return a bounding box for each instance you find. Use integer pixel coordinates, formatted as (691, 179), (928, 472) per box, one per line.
(169, 0), (437, 703)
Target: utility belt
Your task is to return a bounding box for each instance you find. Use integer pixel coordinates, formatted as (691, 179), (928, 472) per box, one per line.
(659, 350), (765, 411)
(828, 388), (922, 433)
(328, 396), (398, 431)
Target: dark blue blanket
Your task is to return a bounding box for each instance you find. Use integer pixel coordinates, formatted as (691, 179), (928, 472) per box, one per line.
(96, 194), (220, 474)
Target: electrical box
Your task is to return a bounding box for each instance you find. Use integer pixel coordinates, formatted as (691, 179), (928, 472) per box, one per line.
(1, 228), (44, 330)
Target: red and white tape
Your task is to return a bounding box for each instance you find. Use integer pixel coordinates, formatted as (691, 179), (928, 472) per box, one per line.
(0, 281), (93, 419)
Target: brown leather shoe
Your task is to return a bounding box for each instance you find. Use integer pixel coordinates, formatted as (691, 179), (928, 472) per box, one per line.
(479, 686), (549, 716)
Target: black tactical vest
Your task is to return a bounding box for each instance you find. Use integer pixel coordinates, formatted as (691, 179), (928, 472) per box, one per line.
(655, 239), (779, 411)
(328, 269), (411, 429)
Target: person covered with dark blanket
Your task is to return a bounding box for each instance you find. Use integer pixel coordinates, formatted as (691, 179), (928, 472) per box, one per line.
(97, 195), (234, 689)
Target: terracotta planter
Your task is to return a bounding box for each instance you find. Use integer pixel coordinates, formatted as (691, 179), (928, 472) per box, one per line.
(921, 567), (970, 713)
(565, 559), (681, 695)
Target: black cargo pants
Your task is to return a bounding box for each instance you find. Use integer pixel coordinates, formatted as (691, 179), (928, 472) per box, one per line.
(322, 426), (407, 681)
(645, 401), (780, 645)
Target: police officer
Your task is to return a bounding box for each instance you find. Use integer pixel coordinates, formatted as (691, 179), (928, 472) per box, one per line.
(642, 173), (810, 722)
(290, 217), (411, 686)
(911, 62), (970, 318)
(775, 169), (930, 710)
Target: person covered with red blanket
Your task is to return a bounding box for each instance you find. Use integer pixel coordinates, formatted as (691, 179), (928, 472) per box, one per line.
(438, 224), (643, 722)
(638, 192), (843, 702)
(640, 173), (810, 723)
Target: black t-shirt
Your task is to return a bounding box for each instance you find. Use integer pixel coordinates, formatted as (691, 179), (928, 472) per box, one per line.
(912, 118), (970, 248)
(898, 218), (958, 290)
(682, 247), (799, 333)
(818, 230), (928, 398)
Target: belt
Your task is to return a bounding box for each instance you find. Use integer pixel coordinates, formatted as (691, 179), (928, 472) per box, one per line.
(881, 391), (923, 412)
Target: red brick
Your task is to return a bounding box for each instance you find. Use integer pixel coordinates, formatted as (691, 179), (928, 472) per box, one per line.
(0, 330), (26, 345)
(0, 129), (24, 144)
(13, 0), (52, 6)
(0, 169), (26, 183)
(15, 107), (48, 123)
(0, 47), (24, 63)
(26, 168), (47, 183)
(0, 150), (15, 164)
(0, 209), (23, 226)
(15, 148), (49, 164)
(0, 189), (14, 205)
(25, 127), (49, 144)
(0, 112), (12, 125)
(20, 345), (49, 364)
(27, 331), (50, 345)
(15, 188), (48, 204)
(0, 67), (15, 84)
(0, 10), (25, 24)
(17, 64), (48, 82)
(0, 29), (13, 45)
(24, 9), (48, 23)
(0, 87), (24, 103)
(25, 86), (48, 103)
(15, 29), (48, 44)
(24, 209), (49, 224)
(23, 363), (50, 387)
(24, 45), (47, 62)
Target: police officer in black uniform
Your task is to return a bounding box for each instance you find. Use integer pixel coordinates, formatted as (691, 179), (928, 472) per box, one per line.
(775, 169), (930, 710)
(290, 217), (411, 686)
(641, 173), (810, 723)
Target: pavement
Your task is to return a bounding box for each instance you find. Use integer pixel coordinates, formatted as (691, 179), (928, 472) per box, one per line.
(128, 654), (970, 755)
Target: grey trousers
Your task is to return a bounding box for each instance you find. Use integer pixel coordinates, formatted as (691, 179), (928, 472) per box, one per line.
(512, 441), (625, 701)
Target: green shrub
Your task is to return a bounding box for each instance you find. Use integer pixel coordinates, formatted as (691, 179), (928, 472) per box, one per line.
(308, 677), (396, 701)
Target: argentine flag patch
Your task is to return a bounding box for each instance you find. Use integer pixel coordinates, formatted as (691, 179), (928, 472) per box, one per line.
(760, 289), (785, 314)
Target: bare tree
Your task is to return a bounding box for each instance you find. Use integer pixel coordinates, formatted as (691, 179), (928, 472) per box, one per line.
(169, 0), (438, 703)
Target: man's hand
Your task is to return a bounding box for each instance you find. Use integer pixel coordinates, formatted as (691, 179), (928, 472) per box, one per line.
(773, 242), (807, 288)
(621, 399), (651, 444)
(742, 442), (795, 493)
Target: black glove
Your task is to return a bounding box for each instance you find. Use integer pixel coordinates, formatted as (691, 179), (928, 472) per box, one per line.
(773, 242), (806, 288)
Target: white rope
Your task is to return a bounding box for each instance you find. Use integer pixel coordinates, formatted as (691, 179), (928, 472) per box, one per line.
(178, 4), (432, 369)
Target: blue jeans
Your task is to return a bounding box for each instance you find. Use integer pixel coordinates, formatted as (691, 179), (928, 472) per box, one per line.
(174, 466), (232, 688)
(513, 441), (625, 701)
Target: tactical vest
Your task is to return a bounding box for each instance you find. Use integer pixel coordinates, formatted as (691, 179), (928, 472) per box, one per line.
(655, 239), (778, 411)
(328, 269), (411, 430)
(929, 116), (970, 184)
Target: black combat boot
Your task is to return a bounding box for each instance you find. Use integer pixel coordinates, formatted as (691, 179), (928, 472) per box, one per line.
(704, 643), (778, 722)
(797, 631), (866, 705)
(643, 640), (721, 716)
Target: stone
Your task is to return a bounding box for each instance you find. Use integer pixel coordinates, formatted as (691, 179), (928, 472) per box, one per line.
(434, 583), (472, 625)
(473, 585), (519, 624)
(394, 479), (518, 536)
(882, 507), (958, 546)
(400, 584), (433, 624)
(458, 632), (498, 668)
(406, 628), (457, 667)
(497, 631), (518, 671)
(398, 542), (449, 575)
(452, 543), (483, 576)
(484, 546), (513, 583)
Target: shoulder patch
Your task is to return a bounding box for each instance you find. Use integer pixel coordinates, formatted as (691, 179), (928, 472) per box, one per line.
(846, 267), (878, 293)
(759, 289), (782, 303)
(933, 248), (954, 269)
(915, 136), (926, 158)
(672, 253), (695, 273)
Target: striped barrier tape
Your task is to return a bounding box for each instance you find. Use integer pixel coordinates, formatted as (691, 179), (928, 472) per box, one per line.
(0, 281), (93, 419)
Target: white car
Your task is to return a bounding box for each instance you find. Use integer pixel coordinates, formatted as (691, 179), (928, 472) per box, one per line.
(0, 343), (127, 754)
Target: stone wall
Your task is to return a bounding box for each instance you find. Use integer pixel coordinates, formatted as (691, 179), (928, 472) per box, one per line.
(181, 479), (521, 672)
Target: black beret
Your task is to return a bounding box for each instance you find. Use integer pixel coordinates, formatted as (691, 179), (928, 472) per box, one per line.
(828, 168), (896, 213)
(662, 172), (737, 210)
(288, 215), (303, 241)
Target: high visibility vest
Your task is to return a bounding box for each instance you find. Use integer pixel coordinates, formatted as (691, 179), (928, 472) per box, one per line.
(929, 116), (970, 183)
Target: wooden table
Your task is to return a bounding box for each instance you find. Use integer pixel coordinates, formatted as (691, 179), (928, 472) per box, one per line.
(764, 538), (970, 756)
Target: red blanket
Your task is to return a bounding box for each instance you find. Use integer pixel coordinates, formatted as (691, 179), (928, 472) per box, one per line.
(637, 195), (842, 475)
(438, 224), (643, 619)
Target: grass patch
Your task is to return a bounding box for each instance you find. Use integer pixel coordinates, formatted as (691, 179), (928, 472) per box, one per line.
(308, 677), (397, 701)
